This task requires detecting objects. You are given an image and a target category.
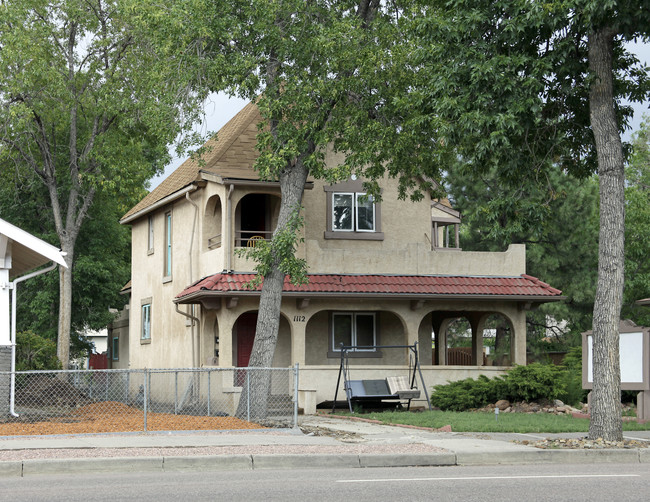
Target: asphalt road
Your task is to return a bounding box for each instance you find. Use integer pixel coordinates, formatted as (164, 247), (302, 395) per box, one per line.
(2, 463), (648, 502)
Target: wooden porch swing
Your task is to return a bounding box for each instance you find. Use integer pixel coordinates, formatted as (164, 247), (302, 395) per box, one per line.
(332, 342), (432, 413)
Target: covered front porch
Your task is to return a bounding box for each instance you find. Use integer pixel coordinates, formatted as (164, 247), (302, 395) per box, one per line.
(175, 272), (564, 412)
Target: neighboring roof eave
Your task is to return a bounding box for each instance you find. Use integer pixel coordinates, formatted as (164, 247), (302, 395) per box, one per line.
(0, 218), (68, 272)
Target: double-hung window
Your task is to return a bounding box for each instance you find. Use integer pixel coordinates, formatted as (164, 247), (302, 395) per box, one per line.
(332, 193), (375, 232)
(141, 301), (151, 343)
(331, 312), (376, 352)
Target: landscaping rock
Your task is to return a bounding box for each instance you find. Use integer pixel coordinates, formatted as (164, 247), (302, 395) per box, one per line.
(495, 400), (510, 411)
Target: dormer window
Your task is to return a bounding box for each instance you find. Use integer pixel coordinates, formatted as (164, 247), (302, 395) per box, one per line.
(324, 180), (383, 240)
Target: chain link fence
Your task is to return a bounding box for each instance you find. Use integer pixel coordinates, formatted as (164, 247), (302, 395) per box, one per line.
(0, 366), (298, 436)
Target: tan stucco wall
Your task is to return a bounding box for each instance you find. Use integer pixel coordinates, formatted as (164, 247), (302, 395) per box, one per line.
(125, 154), (530, 391)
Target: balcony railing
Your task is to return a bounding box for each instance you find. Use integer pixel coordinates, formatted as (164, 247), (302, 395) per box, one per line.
(235, 230), (273, 248)
(208, 233), (222, 249)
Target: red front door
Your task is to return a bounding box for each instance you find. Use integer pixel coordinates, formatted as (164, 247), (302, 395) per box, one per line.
(236, 313), (257, 367)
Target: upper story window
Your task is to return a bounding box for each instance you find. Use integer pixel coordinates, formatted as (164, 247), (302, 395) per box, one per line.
(164, 211), (172, 280)
(141, 300), (152, 344)
(332, 193), (376, 232)
(147, 215), (154, 255)
(324, 180), (383, 240)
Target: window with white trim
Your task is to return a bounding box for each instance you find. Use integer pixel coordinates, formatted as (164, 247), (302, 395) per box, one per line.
(331, 312), (376, 352)
(141, 302), (151, 342)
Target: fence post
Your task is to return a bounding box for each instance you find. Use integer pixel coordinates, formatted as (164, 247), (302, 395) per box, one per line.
(293, 363), (299, 428)
(246, 370), (250, 422)
(207, 369), (211, 417)
(143, 369), (148, 432)
(125, 371), (130, 405)
(174, 371), (178, 415)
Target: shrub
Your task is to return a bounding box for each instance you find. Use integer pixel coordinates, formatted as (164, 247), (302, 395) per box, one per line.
(504, 363), (566, 402)
(15, 331), (61, 371)
(431, 375), (506, 411)
(431, 363), (570, 411)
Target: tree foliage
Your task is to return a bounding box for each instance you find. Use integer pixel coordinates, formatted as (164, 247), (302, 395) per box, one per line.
(411, 0), (650, 441)
(0, 0), (200, 367)
(624, 116), (650, 324)
(446, 164), (600, 345)
(134, 0), (444, 418)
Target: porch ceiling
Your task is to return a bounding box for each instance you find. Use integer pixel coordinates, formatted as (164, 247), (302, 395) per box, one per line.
(174, 272), (564, 305)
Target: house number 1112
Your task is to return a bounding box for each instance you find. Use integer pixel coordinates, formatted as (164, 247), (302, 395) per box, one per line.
(293, 315), (306, 322)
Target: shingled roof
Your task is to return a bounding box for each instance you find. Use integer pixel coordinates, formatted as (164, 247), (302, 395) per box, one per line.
(175, 272), (563, 304)
(121, 101), (263, 223)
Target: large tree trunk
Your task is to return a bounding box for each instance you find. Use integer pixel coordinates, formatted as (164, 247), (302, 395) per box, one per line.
(587, 27), (624, 442)
(57, 244), (74, 369)
(235, 159), (310, 420)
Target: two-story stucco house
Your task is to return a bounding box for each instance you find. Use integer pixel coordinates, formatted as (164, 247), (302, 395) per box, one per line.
(115, 101), (563, 411)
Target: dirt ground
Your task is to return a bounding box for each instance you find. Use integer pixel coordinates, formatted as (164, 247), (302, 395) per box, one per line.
(0, 402), (263, 436)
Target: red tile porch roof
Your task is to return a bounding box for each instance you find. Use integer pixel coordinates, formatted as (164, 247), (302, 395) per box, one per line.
(175, 272), (563, 303)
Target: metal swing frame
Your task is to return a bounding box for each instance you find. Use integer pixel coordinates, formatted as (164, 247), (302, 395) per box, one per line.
(332, 341), (432, 413)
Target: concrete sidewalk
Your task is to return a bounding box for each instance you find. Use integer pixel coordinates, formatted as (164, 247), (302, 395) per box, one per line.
(0, 414), (648, 477)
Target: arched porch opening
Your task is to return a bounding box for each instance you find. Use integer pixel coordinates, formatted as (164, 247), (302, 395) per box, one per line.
(203, 194), (222, 250)
(231, 310), (291, 368)
(234, 193), (281, 247)
(482, 313), (514, 366)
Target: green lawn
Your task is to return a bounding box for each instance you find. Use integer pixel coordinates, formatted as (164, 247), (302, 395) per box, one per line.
(351, 410), (650, 433)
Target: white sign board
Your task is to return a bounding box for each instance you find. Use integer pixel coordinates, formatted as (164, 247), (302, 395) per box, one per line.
(583, 323), (649, 391)
(587, 332), (644, 384)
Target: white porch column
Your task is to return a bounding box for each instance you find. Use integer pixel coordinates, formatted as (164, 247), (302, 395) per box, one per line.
(0, 268), (9, 345)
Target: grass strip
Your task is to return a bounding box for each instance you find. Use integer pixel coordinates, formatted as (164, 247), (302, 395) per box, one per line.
(354, 410), (650, 433)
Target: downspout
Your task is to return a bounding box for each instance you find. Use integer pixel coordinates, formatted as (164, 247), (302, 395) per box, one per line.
(185, 192), (200, 367)
(226, 184), (234, 273)
(10, 262), (60, 417)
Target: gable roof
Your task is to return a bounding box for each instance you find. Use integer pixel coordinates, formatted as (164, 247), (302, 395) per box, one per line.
(0, 218), (67, 279)
(175, 272), (563, 304)
(121, 101), (263, 223)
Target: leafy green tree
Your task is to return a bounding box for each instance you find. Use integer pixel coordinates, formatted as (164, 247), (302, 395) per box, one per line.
(412, 0), (650, 441)
(624, 116), (650, 325)
(446, 163), (600, 346)
(135, 0), (442, 418)
(0, 168), (137, 361)
(0, 0), (198, 367)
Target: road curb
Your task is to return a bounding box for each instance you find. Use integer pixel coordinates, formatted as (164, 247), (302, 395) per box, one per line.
(358, 453), (456, 467)
(457, 448), (643, 465)
(252, 453), (360, 469)
(2, 448), (649, 477)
